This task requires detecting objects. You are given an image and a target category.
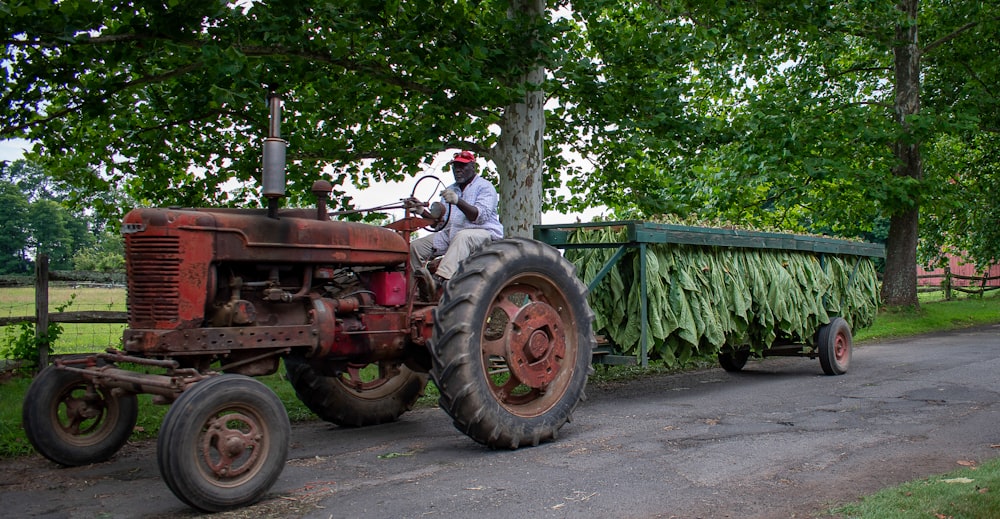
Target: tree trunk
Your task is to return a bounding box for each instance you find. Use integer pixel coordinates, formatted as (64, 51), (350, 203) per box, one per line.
(882, 0), (922, 308)
(883, 208), (920, 306)
(495, 0), (545, 239)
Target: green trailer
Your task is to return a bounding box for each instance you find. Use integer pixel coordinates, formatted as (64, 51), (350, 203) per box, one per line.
(534, 220), (884, 375)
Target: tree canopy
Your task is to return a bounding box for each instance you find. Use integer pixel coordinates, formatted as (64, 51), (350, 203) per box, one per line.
(556, 0), (1000, 305)
(2, 0), (556, 234)
(3, 0), (999, 305)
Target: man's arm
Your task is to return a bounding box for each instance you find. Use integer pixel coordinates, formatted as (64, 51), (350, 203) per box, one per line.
(454, 198), (480, 222)
(443, 188), (480, 222)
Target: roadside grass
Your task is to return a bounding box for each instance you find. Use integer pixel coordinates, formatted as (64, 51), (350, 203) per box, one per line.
(1, 285), (999, 516)
(854, 289), (1000, 342)
(830, 457), (1000, 519)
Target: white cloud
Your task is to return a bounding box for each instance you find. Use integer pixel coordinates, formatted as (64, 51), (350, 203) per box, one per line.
(0, 139), (29, 162)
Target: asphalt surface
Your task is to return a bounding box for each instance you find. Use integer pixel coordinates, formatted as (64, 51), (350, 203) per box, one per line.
(3, 324), (1000, 519)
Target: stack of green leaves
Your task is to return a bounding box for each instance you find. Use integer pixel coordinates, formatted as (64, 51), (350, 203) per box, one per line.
(564, 226), (880, 365)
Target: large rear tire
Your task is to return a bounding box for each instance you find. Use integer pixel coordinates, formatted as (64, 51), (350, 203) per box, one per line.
(284, 357), (427, 427)
(157, 374), (289, 512)
(430, 238), (595, 449)
(22, 364), (138, 466)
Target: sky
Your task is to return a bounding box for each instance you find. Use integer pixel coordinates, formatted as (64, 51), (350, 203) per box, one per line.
(0, 138), (30, 163)
(0, 138), (604, 225)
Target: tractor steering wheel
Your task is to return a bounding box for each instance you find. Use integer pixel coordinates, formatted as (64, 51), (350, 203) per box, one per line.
(409, 175), (451, 232)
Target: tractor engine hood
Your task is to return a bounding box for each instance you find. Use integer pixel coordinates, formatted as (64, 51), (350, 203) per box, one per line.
(122, 207), (409, 266)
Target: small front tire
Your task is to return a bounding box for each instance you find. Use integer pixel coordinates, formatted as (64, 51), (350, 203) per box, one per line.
(157, 374), (290, 512)
(22, 364), (138, 466)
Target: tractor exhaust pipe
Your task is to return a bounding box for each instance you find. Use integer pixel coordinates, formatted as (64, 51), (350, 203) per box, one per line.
(262, 91), (287, 218)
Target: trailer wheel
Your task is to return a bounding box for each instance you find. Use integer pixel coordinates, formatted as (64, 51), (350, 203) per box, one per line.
(157, 374), (289, 512)
(718, 347), (751, 372)
(817, 317), (852, 376)
(284, 357), (427, 427)
(431, 238), (595, 449)
(22, 365), (138, 466)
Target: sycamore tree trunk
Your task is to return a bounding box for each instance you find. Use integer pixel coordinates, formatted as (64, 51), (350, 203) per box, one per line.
(494, 0), (545, 239)
(882, 0), (922, 308)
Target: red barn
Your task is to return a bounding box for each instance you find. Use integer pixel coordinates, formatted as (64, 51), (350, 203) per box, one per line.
(917, 255), (1000, 287)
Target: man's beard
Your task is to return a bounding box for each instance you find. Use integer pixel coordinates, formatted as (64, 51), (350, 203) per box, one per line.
(453, 167), (475, 185)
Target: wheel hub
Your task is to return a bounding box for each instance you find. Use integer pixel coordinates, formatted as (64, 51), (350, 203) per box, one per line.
(835, 334), (848, 361)
(506, 302), (566, 389)
(201, 413), (261, 478)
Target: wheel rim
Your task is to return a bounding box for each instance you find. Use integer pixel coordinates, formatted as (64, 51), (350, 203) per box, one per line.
(336, 362), (408, 399)
(479, 275), (577, 417)
(196, 406), (270, 487)
(834, 331), (850, 364)
(52, 382), (113, 446)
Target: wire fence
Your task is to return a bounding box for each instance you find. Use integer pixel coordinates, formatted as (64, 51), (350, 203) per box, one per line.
(1, 256), (127, 366)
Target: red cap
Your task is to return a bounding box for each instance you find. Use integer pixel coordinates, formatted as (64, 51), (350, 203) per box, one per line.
(451, 150), (476, 163)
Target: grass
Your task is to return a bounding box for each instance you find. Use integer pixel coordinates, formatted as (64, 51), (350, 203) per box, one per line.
(831, 457), (1000, 518)
(854, 289), (1000, 342)
(1, 285), (127, 354)
(1, 286), (999, 516)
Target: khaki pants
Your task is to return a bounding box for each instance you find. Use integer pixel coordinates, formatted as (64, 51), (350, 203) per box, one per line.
(410, 229), (494, 280)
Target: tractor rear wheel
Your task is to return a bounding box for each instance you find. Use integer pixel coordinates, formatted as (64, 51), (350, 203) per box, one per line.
(22, 364), (138, 466)
(285, 357), (427, 427)
(430, 238), (595, 449)
(157, 374), (289, 512)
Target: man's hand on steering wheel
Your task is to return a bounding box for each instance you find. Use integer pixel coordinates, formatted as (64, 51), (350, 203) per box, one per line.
(408, 175), (451, 232)
(403, 196), (424, 212)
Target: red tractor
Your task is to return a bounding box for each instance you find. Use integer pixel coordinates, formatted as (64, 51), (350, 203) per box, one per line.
(21, 95), (595, 512)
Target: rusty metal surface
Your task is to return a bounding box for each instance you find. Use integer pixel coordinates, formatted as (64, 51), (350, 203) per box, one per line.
(123, 206), (412, 328)
(123, 325), (319, 354)
(311, 297), (410, 361)
(126, 207), (410, 264)
(505, 301), (567, 389)
(200, 412), (264, 479)
(54, 352), (211, 399)
(119, 203), (436, 396)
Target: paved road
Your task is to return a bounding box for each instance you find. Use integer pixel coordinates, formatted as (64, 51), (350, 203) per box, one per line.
(4, 324), (1000, 518)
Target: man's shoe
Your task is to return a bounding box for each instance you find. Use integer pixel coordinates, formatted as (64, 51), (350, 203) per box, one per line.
(432, 274), (447, 300)
(413, 267), (437, 302)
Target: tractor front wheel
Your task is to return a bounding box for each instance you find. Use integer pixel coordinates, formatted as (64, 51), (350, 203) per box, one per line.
(431, 238), (595, 449)
(157, 374), (289, 512)
(22, 364), (138, 466)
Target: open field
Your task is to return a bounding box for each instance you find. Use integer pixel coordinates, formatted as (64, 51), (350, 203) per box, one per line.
(1, 285), (127, 354)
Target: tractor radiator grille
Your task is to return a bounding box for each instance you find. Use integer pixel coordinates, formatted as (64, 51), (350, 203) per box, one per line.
(126, 236), (181, 325)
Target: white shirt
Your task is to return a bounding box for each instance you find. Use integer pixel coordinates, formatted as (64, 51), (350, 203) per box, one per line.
(433, 175), (504, 251)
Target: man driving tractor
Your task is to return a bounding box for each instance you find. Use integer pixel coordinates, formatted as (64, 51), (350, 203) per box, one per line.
(409, 150), (504, 291)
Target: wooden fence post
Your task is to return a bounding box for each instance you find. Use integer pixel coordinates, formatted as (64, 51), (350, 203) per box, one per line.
(944, 265), (952, 301)
(35, 254), (50, 368)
